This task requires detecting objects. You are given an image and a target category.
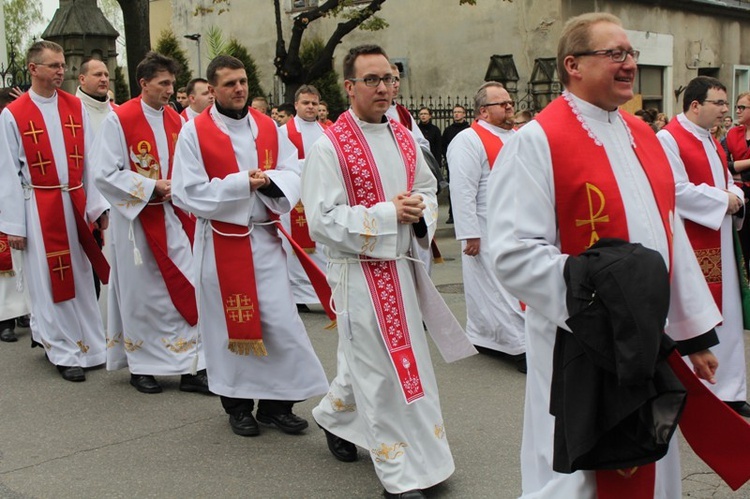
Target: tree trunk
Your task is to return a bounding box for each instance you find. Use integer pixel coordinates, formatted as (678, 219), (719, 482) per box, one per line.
(116, 0), (151, 98)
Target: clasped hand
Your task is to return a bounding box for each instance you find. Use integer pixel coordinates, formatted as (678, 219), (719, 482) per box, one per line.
(393, 192), (425, 224)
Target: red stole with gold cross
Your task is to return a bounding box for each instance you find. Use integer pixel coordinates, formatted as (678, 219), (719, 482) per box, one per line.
(9, 91), (110, 303)
(663, 118), (728, 312)
(194, 107), (278, 356)
(0, 234), (14, 276)
(470, 121), (504, 169)
(325, 110), (424, 404)
(538, 95), (750, 496)
(116, 97), (198, 326)
(285, 117), (316, 252)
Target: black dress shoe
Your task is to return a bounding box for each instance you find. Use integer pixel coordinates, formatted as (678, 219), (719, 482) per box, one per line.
(16, 315), (30, 328)
(256, 410), (309, 434)
(726, 401), (750, 418)
(229, 412), (260, 437)
(0, 328), (18, 342)
(318, 424), (358, 462)
(383, 489), (425, 499)
(57, 365), (85, 382)
(31, 337), (44, 349)
(179, 369), (213, 395)
(130, 374), (162, 394)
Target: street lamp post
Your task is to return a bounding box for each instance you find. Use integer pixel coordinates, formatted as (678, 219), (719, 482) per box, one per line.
(184, 33), (202, 77)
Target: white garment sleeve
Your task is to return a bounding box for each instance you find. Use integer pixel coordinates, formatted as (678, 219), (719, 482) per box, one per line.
(447, 129), (483, 240)
(81, 109), (110, 223)
(0, 110), (27, 237)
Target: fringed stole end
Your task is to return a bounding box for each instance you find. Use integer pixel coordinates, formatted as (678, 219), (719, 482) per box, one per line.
(228, 339), (267, 357)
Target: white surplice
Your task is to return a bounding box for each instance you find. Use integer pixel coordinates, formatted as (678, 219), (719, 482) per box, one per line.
(171, 105), (328, 400)
(487, 93), (722, 499)
(278, 115), (328, 305)
(0, 250), (29, 322)
(447, 120), (525, 355)
(302, 110), (453, 494)
(76, 86), (113, 327)
(0, 89), (108, 367)
(658, 114), (748, 403)
(93, 100), (203, 375)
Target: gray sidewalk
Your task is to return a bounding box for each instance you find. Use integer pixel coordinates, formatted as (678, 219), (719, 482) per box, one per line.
(0, 201), (747, 498)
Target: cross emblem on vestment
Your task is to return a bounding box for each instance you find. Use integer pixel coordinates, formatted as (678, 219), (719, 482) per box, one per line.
(295, 217), (307, 228)
(31, 151), (51, 175)
(52, 255), (71, 280)
(69, 145), (83, 169)
(64, 115), (81, 137)
(225, 293), (254, 323)
(23, 121), (44, 144)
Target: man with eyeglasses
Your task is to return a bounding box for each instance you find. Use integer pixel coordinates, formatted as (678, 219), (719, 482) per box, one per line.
(302, 44), (473, 499)
(447, 81), (526, 372)
(0, 40), (110, 381)
(657, 76), (750, 419)
(488, 13), (743, 497)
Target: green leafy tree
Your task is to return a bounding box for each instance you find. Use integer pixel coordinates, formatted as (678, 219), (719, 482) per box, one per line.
(3, 0), (44, 59)
(226, 38), (266, 100)
(113, 65), (129, 104)
(300, 37), (345, 118)
(155, 29), (193, 90)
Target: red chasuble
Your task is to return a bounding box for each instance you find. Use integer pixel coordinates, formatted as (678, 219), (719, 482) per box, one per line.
(324, 110), (425, 404)
(537, 95), (750, 495)
(285, 117), (317, 252)
(194, 107), (278, 356)
(0, 234), (14, 277)
(116, 97), (198, 326)
(663, 118), (728, 312)
(470, 121), (504, 169)
(8, 91), (110, 303)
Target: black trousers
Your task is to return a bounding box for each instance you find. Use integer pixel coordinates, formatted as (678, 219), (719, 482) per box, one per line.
(0, 318), (14, 331)
(220, 397), (297, 417)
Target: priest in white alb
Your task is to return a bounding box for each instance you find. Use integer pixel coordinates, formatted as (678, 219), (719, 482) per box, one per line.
(172, 55), (328, 438)
(0, 41), (109, 382)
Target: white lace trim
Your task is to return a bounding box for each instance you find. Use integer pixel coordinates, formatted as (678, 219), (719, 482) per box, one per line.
(562, 90), (636, 149)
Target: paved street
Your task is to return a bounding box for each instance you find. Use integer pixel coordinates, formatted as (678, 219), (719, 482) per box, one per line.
(1, 200), (748, 498)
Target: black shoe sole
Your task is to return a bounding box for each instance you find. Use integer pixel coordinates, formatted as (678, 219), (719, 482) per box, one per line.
(256, 413), (309, 434)
(179, 384), (214, 395)
(129, 378), (162, 394)
(229, 418), (260, 437)
(317, 424), (358, 462)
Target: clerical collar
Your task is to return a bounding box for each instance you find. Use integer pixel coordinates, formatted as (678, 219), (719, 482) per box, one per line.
(80, 88), (108, 102)
(215, 101), (248, 120)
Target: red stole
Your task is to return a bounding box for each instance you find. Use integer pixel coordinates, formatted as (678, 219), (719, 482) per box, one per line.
(180, 108), (189, 121)
(470, 121), (505, 169)
(663, 118), (728, 311)
(116, 97), (198, 326)
(194, 107), (278, 356)
(0, 234), (14, 277)
(538, 95), (750, 495)
(9, 91), (110, 303)
(325, 110), (424, 404)
(395, 103), (413, 130)
(285, 117), (316, 252)
(726, 126), (750, 162)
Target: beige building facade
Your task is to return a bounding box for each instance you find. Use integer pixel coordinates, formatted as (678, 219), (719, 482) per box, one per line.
(149, 0), (750, 119)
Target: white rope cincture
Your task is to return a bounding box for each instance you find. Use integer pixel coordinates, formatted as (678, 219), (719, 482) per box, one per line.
(128, 220), (143, 266)
(209, 220), (276, 238)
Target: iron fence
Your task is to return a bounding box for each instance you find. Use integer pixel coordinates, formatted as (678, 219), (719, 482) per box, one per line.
(0, 52), (31, 90)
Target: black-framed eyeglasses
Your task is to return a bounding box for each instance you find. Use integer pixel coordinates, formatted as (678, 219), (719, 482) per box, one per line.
(484, 100), (515, 108)
(703, 99), (729, 107)
(571, 49), (640, 63)
(737, 105), (748, 112)
(347, 75), (396, 87)
(35, 62), (68, 71)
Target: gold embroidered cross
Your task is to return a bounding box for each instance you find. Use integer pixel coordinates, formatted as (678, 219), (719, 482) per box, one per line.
(262, 149), (273, 170)
(69, 144), (83, 169)
(31, 151), (51, 175)
(226, 293), (254, 323)
(23, 121), (44, 144)
(52, 255), (71, 280)
(64, 115), (81, 137)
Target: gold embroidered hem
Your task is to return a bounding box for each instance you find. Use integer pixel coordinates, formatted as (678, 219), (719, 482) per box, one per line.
(434, 423), (445, 439)
(228, 339), (267, 357)
(106, 332), (122, 349)
(327, 392), (356, 412)
(76, 340), (90, 353)
(371, 442), (408, 463)
(161, 336), (197, 353)
(695, 247), (722, 283)
(0, 270), (16, 277)
(124, 336), (144, 352)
